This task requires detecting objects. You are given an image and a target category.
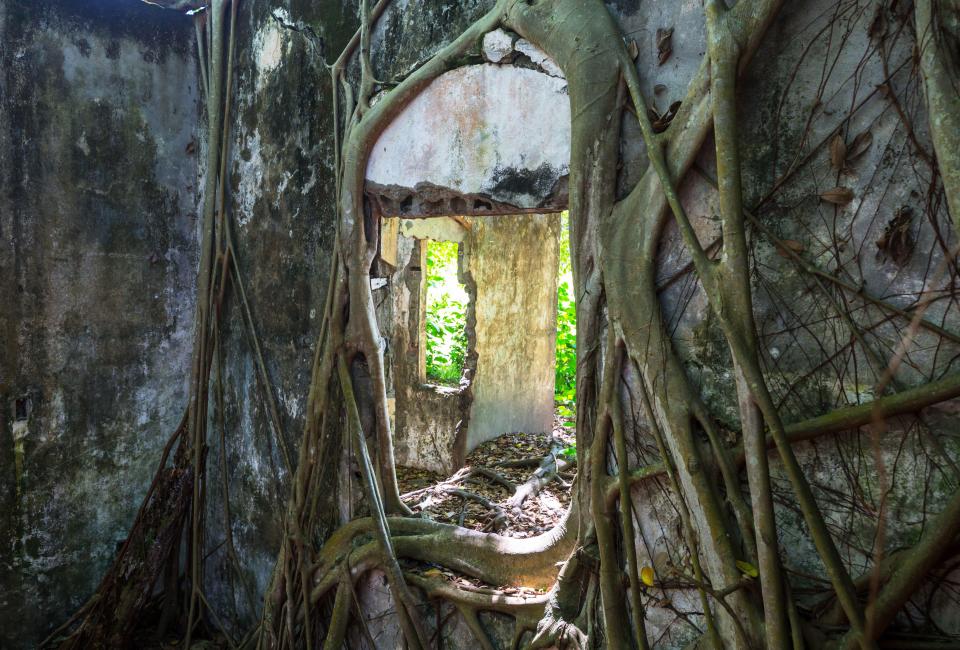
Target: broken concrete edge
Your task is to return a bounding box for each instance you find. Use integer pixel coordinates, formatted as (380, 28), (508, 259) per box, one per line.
(482, 27), (564, 79)
(365, 176), (569, 218)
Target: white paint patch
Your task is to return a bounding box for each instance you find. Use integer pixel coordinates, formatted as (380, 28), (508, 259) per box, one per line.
(235, 130), (265, 227)
(366, 64), (571, 207)
(514, 39), (564, 78)
(76, 132), (90, 156)
(275, 169), (295, 207)
(253, 12), (287, 91)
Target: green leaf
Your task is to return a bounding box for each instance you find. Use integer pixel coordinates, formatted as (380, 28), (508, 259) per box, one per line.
(736, 560), (759, 578)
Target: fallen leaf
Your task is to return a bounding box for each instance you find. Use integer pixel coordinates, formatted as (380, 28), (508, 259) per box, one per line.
(656, 27), (673, 66)
(775, 239), (805, 258)
(829, 134), (847, 170)
(422, 568), (444, 578)
(820, 187), (854, 205)
(846, 130), (873, 162)
(651, 100), (682, 133)
(641, 566), (656, 587)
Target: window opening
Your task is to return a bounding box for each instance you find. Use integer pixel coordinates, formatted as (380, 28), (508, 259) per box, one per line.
(424, 239), (469, 385)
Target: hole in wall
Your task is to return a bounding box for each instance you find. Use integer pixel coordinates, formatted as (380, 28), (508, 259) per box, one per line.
(364, 58), (575, 538)
(382, 212), (577, 538)
(14, 396), (30, 422)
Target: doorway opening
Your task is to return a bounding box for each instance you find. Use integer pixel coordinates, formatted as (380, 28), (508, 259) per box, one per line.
(362, 46), (576, 541)
(384, 212), (577, 538)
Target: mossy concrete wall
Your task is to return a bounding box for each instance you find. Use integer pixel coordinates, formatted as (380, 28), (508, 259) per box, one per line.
(0, 0), (200, 645)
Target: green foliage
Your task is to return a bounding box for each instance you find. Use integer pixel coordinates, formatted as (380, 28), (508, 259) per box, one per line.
(555, 212), (577, 419)
(425, 241), (468, 385)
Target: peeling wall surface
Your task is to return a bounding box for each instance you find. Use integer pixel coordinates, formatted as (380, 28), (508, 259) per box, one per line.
(199, 0), (344, 632)
(366, 60), (570, 216)
(382, 223), (469, 475)
(0, 0), (200, 644)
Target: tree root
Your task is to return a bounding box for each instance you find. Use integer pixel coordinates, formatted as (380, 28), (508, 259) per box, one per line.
(506, 454), (573, 511)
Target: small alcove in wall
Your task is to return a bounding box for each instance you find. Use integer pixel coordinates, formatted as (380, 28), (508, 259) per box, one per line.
(365, 29), (573, 480)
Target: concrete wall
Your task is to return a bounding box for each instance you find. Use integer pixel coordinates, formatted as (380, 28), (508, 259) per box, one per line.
(464, 213), (560, 448)
(366, 54), (571, 217)
(382, 224), (467, 474)
(0, 0), (200, 644)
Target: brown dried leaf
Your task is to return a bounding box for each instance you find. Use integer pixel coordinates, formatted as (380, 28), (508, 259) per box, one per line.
(656, 27), (673, 66)
(869, 7), (887, 41)
(829, 134), (847, 171)
(820, 187), (854, 205)
(651, 101), (682, 133)
(656, 27), (674, 51)
(627, 39), (639, 61)
(775, 239), (805, 257)
(846, 130), (873, 162)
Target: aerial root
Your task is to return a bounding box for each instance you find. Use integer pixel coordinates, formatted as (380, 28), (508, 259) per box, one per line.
(527, 617), (588, 650)
(507, 452), (574, 511)
(436, 487), (509, 532)
(294, 533), (553, 649)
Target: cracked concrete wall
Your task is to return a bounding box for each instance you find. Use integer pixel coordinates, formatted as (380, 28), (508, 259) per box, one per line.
(366, 61), (571, 216)
(0, 1), (200, 646)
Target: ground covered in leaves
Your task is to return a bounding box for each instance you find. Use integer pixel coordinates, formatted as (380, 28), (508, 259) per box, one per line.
(397, 417), (576, 539)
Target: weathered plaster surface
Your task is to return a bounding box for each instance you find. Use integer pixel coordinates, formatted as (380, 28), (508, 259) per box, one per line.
(366, 63), (571, 213)
(201, 0), (346, 630)
(378, 231), (466, 474)
(0, 1), (199, 645)
(464, 213), (560, 449)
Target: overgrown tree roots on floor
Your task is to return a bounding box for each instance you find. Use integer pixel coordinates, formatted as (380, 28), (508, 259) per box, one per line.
(43, 0), (960, 648)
